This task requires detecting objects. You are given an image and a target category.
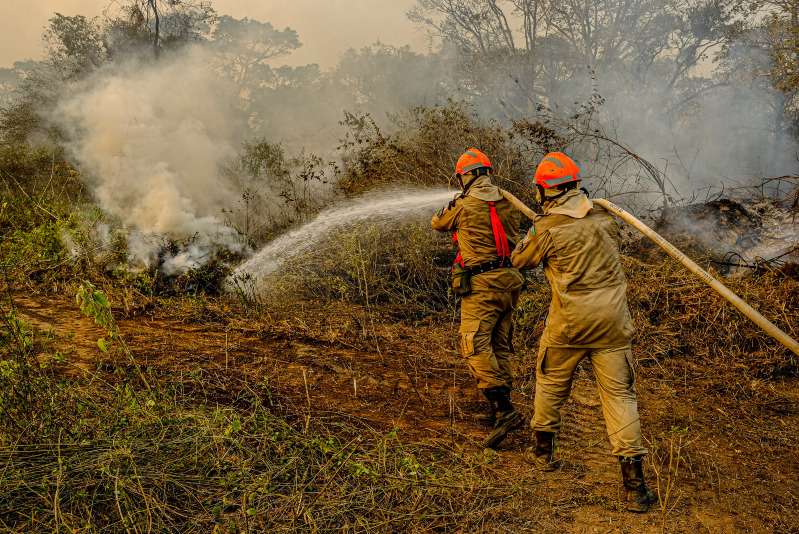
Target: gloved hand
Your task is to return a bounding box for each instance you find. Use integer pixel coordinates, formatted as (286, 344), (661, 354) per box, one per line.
(436, 197), (458, 217)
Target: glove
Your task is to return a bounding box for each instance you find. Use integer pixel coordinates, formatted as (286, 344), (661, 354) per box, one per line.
(436, 197), (459, 217)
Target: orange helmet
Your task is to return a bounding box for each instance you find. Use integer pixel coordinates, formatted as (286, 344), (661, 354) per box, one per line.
(534, 152), (581, 189)
(455, 148), (492, 176)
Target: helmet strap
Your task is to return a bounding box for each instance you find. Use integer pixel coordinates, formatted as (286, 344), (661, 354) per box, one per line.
(544, 188), (569, 202)
(534, 185), (545, 205)
(539, 182), (579, 205)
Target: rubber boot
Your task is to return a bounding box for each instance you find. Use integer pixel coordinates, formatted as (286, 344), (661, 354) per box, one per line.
(524, 431), (559, 471)
(619, 456), (658, 513)
(476, 389), (500, 427)
(483, 386), (524, 449)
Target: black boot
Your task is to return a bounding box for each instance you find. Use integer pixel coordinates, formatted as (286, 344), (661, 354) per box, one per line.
(483, 386), (524, 449)
(619, 456), (658, 513)
(476, 390), (500, 427)
(524, 431), (559, 471)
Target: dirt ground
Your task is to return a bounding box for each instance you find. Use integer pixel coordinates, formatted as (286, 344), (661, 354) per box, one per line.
(14, 292), (799, 533)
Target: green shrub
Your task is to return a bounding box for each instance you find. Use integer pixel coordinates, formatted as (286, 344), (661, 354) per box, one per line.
(0, 144), (86, 204)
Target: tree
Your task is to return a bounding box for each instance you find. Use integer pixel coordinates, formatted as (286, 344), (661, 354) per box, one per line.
(717, 0), (799, 174)
(0, 62), (38, 108)
(44, 14), (107, 79)
(210, 16), (300, 89)
(0, 14), (106, 143)
(748, 0), (799, 108)
(105, 1), (217, 60)
(409, 0), (736, 114)
(335, 44), (448, 112)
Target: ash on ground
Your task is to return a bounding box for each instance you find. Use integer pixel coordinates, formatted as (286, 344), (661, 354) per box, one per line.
(654, 196), (798, 275)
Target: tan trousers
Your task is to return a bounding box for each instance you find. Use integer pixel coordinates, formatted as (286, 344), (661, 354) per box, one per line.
(533, 346), (647, 457)
(459, 290), (519, 390)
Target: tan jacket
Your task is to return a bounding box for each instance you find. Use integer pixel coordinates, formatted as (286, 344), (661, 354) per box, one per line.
(431, 176), (524, 292)
(511, 190), (634, 348)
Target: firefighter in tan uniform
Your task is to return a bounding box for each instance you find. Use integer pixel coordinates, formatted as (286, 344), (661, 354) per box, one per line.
(511, 152), (657, 513)
(431, 148), (525, 449)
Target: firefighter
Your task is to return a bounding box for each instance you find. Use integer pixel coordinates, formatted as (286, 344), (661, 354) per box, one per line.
(431, 148), (525, 449)
(511, 152), (657, 513)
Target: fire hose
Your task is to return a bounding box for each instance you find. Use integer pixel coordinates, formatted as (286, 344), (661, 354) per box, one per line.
(499, 189), (799, 357)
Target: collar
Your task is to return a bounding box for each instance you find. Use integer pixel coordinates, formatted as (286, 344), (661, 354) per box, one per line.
(465, 175), (503, 202)
(543, 189), (593, 218)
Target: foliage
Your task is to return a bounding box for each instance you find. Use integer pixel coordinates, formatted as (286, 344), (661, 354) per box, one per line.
(0, 379), (519, 531)
(337, 101), (549, 205)
(271, 221), (454, 318)
(622, 250), (799, 379)
(409, 0), (737, 111)
(148, 254), (235, 296)
(222, 140), (334, 248)
(723, 0), (799, 131)
(44, 14), (107, 80)
(211, 15), (301, 88)
(76, 282), (116, 352)
(0, 144), (93, 286)
(0, 2), (219, 143)
(107, 0), (217, 57)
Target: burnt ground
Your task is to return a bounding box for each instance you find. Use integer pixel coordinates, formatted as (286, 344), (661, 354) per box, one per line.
(13, 291), (799, 533)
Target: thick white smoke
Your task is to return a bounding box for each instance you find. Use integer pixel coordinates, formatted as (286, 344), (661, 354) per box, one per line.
(591, 69), (799, 190)
(54, 46), (246, 273)
(43, 8), (798, 278)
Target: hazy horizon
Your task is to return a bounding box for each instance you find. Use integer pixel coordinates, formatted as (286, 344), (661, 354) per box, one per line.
(0, 0), (427, 68)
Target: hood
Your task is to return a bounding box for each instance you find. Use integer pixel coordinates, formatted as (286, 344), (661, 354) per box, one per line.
(465, 175), (503, 202)
(544, 189), (593, 218)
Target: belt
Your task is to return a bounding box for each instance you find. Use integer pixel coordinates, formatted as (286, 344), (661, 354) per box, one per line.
(468, 257), (512, 275)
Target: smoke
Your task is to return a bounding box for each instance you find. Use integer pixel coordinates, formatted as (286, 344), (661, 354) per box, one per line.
(54, 46), (247, 271)
(47, 32), (447, 275)
(588, 59), (799, 191)
(39, 6), (798, 278)
(469, 51), (799, 198)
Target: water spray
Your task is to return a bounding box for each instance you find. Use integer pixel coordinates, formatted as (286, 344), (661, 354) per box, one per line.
(499, 189), (799, 357)
(233, 188), (454, 284)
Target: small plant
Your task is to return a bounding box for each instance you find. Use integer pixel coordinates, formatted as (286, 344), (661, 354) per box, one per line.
(227, 271), (264, 314)
(75, 281), (151, 389)
(75, 281), (116, 353)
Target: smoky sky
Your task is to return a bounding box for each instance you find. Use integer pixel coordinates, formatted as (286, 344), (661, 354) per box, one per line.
(0, 0), (427, 68)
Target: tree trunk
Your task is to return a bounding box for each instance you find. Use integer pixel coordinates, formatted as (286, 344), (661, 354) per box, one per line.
(149, 0), (160, 59)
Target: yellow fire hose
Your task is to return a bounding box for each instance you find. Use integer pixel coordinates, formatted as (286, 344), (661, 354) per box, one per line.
(499, 189), (799, 356)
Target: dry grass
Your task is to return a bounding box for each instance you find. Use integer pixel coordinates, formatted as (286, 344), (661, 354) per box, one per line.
(2, 240), (798, 531)
(262, 221), (454, 320)
(2, 106), (798, 532)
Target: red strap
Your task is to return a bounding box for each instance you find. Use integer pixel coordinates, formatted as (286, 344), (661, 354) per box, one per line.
(452, 232), (464, 267)
(452, 203), (509, 270)
(488, 202), (510, 258)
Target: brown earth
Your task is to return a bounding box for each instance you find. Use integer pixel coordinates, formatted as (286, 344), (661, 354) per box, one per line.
(13, 291), (799, 533)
